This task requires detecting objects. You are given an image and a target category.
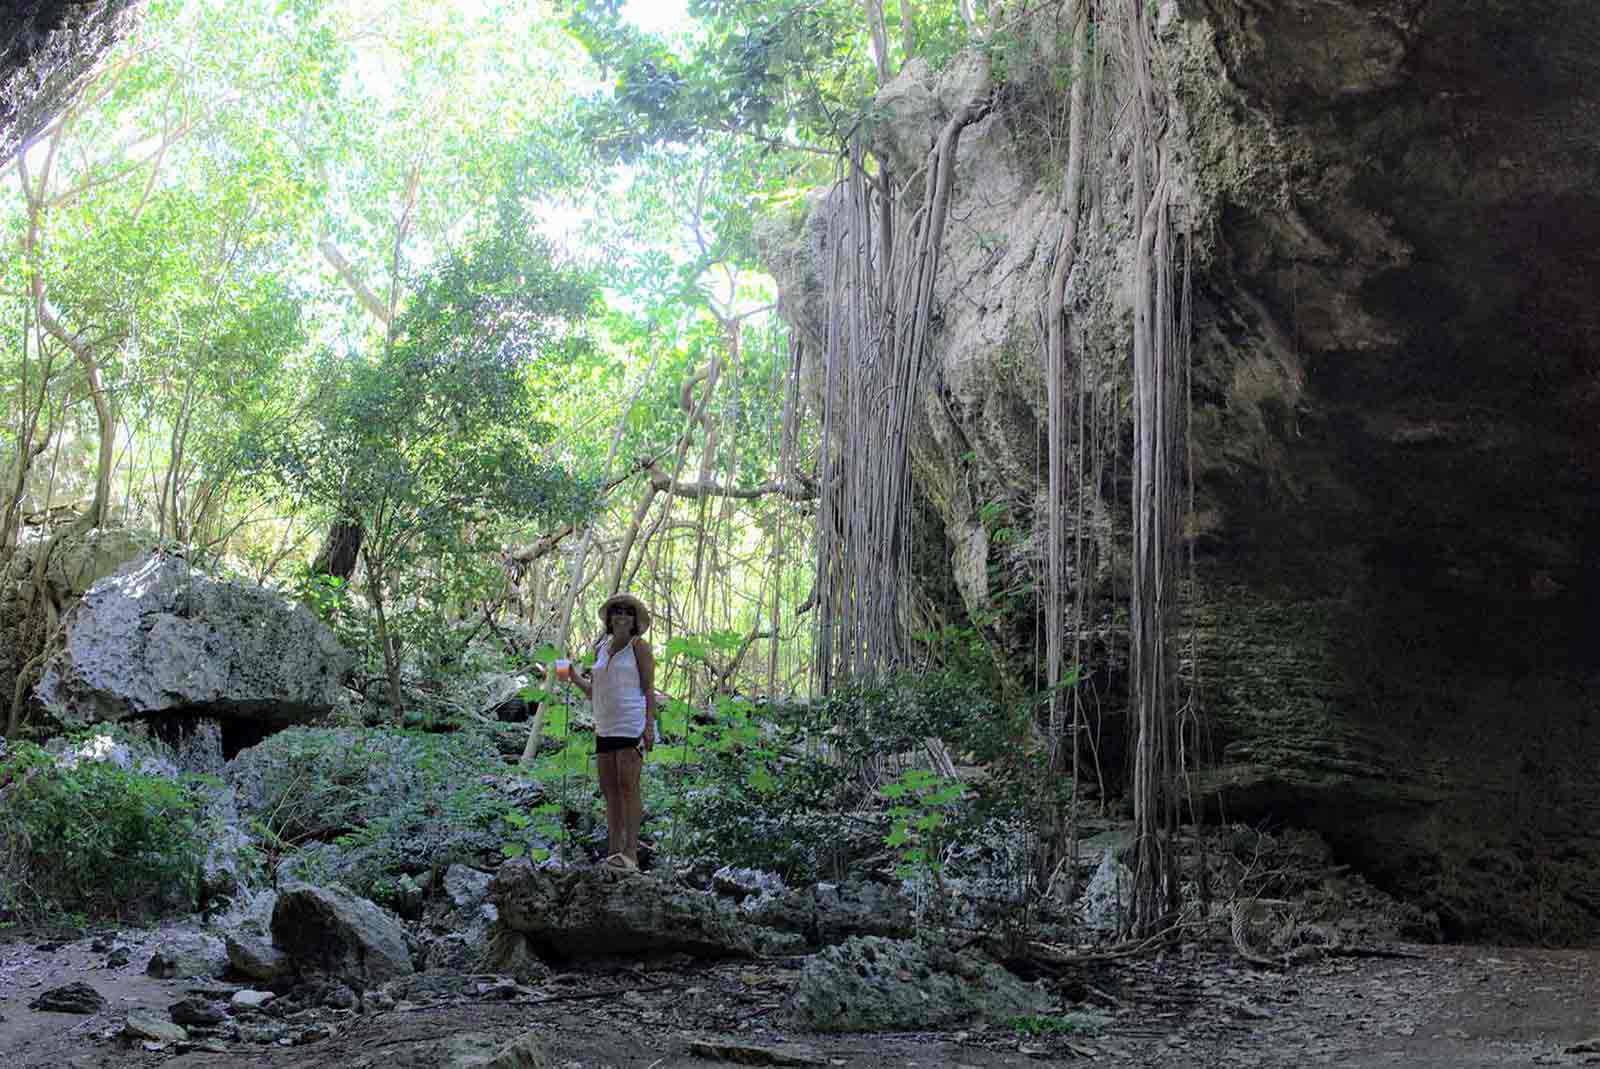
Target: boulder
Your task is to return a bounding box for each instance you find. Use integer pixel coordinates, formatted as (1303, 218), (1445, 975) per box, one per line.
(44, 527), (156, 600)
(1078, 849), (1133, 935)
(444, 863), (494, 911)
(29, 981), (105, 1014)
(224, 928), (296, 985)
(35, 554), (352, 728)
(787, 936), (1048, 1032)
(168, 998), (225, 1026)
(146, 930), (229, 980)
(270, 883), (414, 990)
(488, 858), (797, 964)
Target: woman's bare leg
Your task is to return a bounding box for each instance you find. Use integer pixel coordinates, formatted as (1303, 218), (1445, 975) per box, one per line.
(616, 748), (643, 865)
(596, 752), (623, 859)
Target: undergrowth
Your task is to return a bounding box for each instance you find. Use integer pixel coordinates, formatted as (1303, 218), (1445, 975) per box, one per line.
(0, 736), (204, 923)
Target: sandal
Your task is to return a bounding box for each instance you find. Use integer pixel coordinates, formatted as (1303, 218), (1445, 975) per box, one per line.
(603, 853), (638, 872)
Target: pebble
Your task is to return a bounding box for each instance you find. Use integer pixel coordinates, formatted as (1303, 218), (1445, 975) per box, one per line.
(232, 989), (276, 1010)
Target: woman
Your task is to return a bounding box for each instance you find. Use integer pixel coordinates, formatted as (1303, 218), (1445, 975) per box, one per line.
(565, 593), (656, 871)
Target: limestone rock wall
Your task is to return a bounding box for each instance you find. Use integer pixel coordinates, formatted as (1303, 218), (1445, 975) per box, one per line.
(0, 0), (140, 163)
(763, 2), (1600, 941)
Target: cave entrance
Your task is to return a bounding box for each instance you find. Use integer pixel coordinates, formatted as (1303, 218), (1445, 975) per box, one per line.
(142, 712), (280, 765)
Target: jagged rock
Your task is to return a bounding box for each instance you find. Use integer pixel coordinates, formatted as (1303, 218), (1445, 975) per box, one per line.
(29, 981), (105, 1014)
(450, 671), (533, 722)
(1078, 849), (1133, 935)
(787, 936), (1048, 1032)
(146, 931), (229, 980)
(488, 858), (798, 963)
(741, 879), (914, 947)
(124, 1010), (187, 1043)
(420, 864), (499, 972)
(168, 998), (225, 1026)
(225, 926), (293, 983)
(444, 864), (494, 910)
(480, 927), (551, 984)
(35, 554), (352, 728)
(711, 866), (787, 899)
(270, 883), (414, 989)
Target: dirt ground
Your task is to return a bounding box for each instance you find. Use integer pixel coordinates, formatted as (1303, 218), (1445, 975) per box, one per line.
(2, 931), (1597, 1068)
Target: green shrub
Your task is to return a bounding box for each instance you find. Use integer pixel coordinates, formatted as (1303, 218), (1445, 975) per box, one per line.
(0, 738), (203, 922)
(229, 726), (542, 898)
(639, 694), (857, 881)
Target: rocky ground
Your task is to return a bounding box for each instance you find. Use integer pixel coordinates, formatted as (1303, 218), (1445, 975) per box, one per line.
(3, 918), (1596, 1068)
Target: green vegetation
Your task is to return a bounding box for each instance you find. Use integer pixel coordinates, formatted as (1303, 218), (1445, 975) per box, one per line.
(0, 0), (1114, 935)
(0, 738), (203, 922)
(1006, 1011), (1106, 1037)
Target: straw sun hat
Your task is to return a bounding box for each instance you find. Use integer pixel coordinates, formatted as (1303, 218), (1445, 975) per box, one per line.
(598, 593), (652, 635)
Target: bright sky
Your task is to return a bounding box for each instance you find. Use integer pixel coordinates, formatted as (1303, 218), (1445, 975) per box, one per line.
(622, 0), (690, 35)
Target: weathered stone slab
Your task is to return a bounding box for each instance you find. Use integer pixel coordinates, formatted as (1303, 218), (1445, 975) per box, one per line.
(488, 858), (796, 964)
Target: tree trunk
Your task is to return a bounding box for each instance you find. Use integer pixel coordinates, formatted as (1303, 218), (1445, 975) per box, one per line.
(363, 547), (404, 714)
(312, 519), (363, 579)
(864, 0), (893, 83)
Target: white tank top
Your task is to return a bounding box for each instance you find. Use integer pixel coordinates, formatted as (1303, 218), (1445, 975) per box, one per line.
(591, 636), (646, 737)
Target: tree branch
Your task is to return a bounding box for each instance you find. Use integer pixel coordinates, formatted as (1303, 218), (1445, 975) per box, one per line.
(319, 239), (392, 326)
(647, 468), (815, 502)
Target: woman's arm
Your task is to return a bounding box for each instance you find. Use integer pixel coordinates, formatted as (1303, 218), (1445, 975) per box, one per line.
(566, 643), (596, 699)
(636, 639), (657, 751)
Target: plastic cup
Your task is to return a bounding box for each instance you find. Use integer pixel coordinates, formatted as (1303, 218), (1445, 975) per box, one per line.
(554, 658), (572, 681)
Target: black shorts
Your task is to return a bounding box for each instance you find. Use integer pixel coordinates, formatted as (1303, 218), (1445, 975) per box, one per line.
(595, 734), (642, 755)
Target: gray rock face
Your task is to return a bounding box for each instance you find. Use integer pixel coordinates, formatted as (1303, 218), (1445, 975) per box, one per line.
(760, 3), (1600, 942)
(270, 883), (414, 990)
(488, 858), (798, 964)
(0, 0), (139, 164)
(35, 554), (352, 727)
(788, 936), (1048, 1032)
